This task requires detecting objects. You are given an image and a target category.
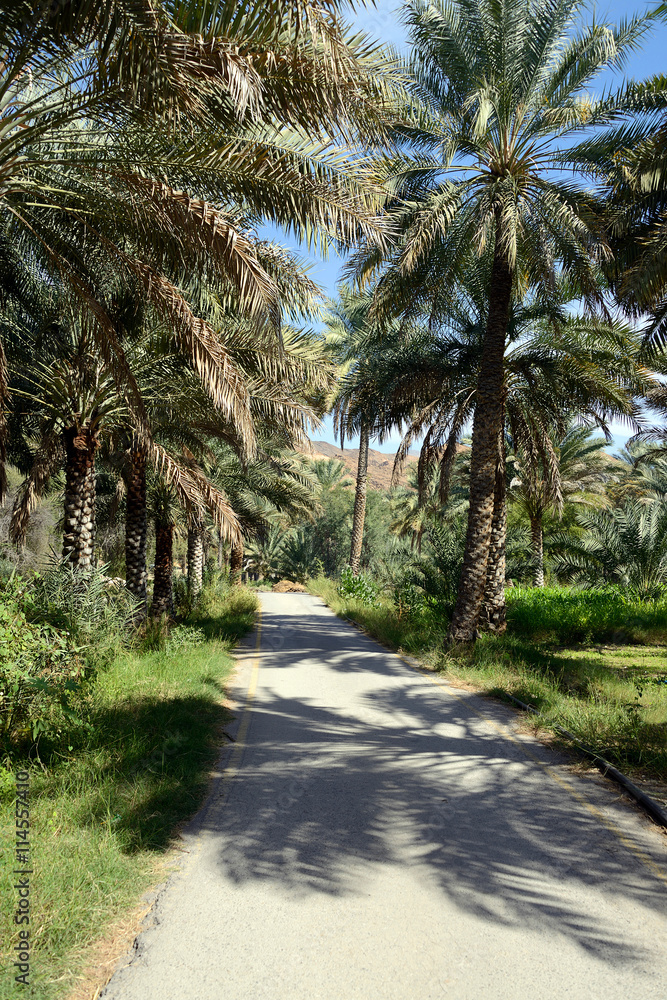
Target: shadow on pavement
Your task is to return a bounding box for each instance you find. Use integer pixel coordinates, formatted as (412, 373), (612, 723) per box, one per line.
(204, 602), (666, 968)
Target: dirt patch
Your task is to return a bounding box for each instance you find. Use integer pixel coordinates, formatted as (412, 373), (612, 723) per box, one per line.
(65, 889), (158, 1000)
(272, 579), (307, 593)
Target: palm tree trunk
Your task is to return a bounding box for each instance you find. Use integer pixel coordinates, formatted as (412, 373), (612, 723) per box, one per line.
(449, 219), (513, 642)
(151, 521), (174, 617)
(62, 425), (96, 569)
(350, 419), (370, 575)
(530, 515), (545, 587)
(479, 419), (507, 634)
(125, 442), (147, 611)
(187, 521), (205, 597)
(0, 339), (8, 503)
(230, 540), (244, 585)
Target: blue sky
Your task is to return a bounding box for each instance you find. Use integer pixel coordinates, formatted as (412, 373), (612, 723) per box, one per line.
(275, 1), (667, 454)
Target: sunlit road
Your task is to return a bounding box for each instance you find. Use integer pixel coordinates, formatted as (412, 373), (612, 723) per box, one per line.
(102, 592), (667, 1000)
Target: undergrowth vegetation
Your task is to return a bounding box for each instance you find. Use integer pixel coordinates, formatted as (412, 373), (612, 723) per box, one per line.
(0, 578), (258, 1000)
(505, 586), (667, 645)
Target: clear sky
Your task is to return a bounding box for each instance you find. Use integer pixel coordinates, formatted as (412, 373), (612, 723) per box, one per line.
(273, 1), (667, 454)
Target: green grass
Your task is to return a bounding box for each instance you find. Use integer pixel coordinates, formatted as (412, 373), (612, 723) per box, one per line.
(311, 577), (667, 781)
(506, 585), (667, 644)
(0, 586), (258, 1000)
(440, 638), (667, 777)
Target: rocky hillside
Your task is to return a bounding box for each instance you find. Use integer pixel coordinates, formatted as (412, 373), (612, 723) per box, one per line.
(308, 440), (417, 491)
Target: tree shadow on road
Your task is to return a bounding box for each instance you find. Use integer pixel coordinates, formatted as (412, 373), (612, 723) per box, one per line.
(201, 605), (667, 970)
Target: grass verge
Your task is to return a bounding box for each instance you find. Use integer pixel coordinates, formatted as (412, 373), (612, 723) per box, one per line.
(0, 586), (258, 1000)
(310, 577), (667, 782)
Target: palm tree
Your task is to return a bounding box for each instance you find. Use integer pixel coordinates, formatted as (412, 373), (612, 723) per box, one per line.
(0, 0), (396, 500)
(390, 461), (467, 550)
(10, 335), (129, 569)
(148, 479), (178, 618)
(124, 438), (149, 607)
(309, 459), (351, 492)
(325, 290), (385, 575)
(353, 0), (658, 640)
(555, 500), (667, 599)
(187, 514), (207, 599)
(508, 426), (616, 587)
(212, 445), (320, 585)
(361, 271), (650, 630)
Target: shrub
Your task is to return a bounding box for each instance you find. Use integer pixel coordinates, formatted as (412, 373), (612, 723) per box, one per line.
(165, 625), (206, 653)
(185, 583), (259, 641)
(28, 560), (139, 664)
(338, 566), (379, 606)
(0, 577), (84, 746)
(413, 520), (465, 614)
(172, 573), (192, 616)
(391, 580), (429, 623)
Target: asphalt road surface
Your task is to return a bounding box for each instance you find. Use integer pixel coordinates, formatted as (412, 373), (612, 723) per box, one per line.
(102, 592), (667, 1000)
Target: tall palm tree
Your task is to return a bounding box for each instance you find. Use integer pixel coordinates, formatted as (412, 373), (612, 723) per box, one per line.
(10, 335), (129, 569)
(353, 0), (659, 640)
(148, 478), (179, 618)
(124, 437), (149, 607)
(362, 272), (650, 630)
(325, 290), (386, 575)
(187, 513), (207, 599)
(0, 0), (395, 496)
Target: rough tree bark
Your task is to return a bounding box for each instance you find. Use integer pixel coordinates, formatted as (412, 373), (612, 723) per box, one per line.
(62, 425), (97, 569)
(530, 515), (545, 587)
(187, 519), (205, 598)
(125, 442), (147, 612)
(449, 215), (513, 642)
(349, 419), (370, 575)
(478, 416), (507, 634)
(151, 521), (174, 617)
(230, 540), (244, 585)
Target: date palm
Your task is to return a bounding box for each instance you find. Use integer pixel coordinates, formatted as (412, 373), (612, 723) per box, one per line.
(148, 478), (179, 618)
(390, 461), (468, 549)
(325, 290), (386, 575)
(353, 0), (658, 640)
(138, 318), (333, 592)
(363, 273), (649, 629)
(12, 344), (129, 569)
(211, 445), (320, 585)
(554, 500), (667, 599)
(508, 425), (615, 587)
(0, 0), (394, 496)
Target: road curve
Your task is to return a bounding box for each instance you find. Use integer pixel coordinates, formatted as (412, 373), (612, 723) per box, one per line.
(102, 591), (667, 1000)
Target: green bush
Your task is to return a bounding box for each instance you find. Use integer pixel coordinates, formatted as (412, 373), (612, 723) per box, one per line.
(28, 561), (139, 664)
(338, 566), (380, 606)
(165, 624), (206, 653)
(0, 577), (83, 746)
(186, 583), (258, 641)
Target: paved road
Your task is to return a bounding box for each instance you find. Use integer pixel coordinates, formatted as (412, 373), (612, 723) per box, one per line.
(102, 592), (667, 1000)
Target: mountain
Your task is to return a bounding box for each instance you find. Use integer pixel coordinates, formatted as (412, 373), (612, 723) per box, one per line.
(308, 440), (418, 491)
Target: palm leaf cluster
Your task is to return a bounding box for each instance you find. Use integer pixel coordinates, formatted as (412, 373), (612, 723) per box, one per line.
(0, 0), (398, 613)
(331, 0), (667, 639)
